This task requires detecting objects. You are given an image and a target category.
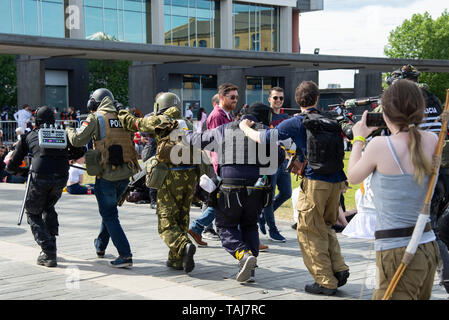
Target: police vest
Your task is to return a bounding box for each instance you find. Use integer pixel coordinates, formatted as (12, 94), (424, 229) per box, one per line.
(94, 110), (139, 170)
(219, 121), (269, 167)
(420, 89), (442, 134)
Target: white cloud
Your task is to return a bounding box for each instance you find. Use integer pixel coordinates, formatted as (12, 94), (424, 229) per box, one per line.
(299, 0), (448, 88)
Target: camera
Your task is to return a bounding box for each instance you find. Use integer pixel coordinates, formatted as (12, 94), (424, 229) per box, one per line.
(366, 112), (387, 128)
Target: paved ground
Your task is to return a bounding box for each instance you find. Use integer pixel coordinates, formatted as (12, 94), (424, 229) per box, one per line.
(0, 182), (447, 301)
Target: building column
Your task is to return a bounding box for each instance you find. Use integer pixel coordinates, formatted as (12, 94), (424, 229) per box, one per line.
(151, 0), (165, 45)
(354, 70), (382, 98)
(64, 0), (85, 39)
(292, 9), (299, 53)
(128, 62), (157, 115)
(16, 55), (46, 108)
(280, 7), (292, 53)
(288, 69), (319, 107)
(220, 0), (233, 49)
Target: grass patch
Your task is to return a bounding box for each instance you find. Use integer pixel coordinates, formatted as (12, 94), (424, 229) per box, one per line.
(275, 152), (358, 222)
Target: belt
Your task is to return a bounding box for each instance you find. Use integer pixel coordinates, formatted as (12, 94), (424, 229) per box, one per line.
(374, 223), (432, 240)
(221, 178), (258, 186)
(169, 166), (196, 171)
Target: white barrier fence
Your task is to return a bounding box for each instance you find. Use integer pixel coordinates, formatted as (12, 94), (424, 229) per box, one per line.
(0, 120), (79, 145)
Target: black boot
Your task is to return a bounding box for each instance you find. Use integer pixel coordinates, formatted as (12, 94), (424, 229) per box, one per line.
(37, 251), (57, 268)
(304, 282), (337, 296)
(182, 243), (196, 273)
(334, 269), (350, 287)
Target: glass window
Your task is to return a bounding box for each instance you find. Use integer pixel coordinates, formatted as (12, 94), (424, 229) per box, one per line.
(246, 76), (282, 105)
(45, 86), (68, 112)
(0, 1), (12, 34)
(84, 0), (149, 43)
(169, 74), (217, 115)
(165, 0), (219, 48)
(233, 2), (279, 52)
(0, 0), (64, 37)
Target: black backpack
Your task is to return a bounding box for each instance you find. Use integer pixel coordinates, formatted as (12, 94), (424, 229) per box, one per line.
(302, 111), (344, 175)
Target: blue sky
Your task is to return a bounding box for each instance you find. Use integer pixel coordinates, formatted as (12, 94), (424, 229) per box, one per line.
(299, 0), (448, 88)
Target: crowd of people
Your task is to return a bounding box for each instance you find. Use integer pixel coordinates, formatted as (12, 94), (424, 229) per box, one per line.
(2, 64), (449, 300)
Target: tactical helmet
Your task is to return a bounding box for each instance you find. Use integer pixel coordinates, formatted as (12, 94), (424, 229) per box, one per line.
(87, 88), (114, 112)
(385, 64), (421, 86)
(154, 92), (182, 114)
(35, 106), (55, 127)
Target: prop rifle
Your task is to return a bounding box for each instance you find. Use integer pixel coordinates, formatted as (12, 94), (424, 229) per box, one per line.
(382, 89), (449, 300)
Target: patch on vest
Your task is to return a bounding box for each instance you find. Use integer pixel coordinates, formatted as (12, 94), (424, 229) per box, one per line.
(109, 119), (123, 128)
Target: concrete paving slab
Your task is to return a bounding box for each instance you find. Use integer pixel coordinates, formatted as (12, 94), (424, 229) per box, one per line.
(0, 182), (447, 301)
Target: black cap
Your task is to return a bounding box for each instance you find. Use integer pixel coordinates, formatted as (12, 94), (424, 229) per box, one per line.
(245, 102), (272, 126)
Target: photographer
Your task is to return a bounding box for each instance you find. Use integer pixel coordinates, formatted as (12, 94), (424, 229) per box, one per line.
(347, 79), (439, 300)
(240, 81), (349, 295)
(6, 107), (69, 268)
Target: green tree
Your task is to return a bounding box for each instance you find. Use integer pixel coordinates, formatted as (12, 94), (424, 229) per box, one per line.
(384, 10), (449, 102)
(87, 32), (131, 106)
(88, 59), (131, 106)
(0, 54), (17, 113)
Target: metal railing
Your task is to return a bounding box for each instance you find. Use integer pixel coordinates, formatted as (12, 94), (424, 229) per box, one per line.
(0, 120), (79, 145)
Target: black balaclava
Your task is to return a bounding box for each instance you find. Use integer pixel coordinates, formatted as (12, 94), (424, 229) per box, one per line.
(244, 102), (272, 126)
(35, 106), (55, 127)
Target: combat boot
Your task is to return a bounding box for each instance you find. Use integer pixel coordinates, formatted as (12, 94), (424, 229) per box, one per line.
(235, 250), (257, 282)
(305, 282), (337, 296)
(334, 269), (350, 287)
(37, 251), (57, 268)
(182, 243), (196, 273)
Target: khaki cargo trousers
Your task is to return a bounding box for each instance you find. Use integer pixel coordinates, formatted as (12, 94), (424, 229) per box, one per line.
(296, 178), (348, 289)
(372, 241), (440, 300)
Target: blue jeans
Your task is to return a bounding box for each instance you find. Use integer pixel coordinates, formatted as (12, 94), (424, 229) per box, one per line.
(260, 160), (292, 232)
(94, 178), (132, 258)
(67, 183), (95, 194)
(190, 206), (215, 235)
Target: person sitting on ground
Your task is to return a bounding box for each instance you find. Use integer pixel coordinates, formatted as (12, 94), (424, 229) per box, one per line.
(332, 181), (357, 233)
(66, 157), (94, 195)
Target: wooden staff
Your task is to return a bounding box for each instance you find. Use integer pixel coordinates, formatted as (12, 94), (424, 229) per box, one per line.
(382, 89), (449, 300)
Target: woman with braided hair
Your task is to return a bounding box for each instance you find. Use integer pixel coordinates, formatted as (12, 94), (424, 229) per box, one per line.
(348, 79), (440, 300)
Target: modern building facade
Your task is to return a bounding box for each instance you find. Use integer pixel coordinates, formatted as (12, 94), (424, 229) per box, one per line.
(2, 0), (380, 116)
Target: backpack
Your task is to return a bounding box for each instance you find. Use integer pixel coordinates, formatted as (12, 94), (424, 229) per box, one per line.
(302, 112), (344, 175)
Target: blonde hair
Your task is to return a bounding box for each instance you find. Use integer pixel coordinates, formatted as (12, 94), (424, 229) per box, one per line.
(382, 79), (431, 184)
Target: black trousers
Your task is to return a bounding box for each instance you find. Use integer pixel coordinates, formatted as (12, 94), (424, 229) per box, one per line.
(25, 173), (67, 256)
(215, 185), (266, 259)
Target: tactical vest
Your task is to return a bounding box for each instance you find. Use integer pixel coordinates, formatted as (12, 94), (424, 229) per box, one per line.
(94, 110), (139, 170)
(26, 130), (69, 176)
(219, 121), (269, 167)
(154, 115), (196, 165)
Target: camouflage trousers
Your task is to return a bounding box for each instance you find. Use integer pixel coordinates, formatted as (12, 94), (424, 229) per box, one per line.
(157, 168), (198, 267)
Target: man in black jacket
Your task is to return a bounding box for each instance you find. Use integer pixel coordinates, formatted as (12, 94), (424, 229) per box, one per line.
(184, 102), (284, 282)
(7, 106), (70, 267)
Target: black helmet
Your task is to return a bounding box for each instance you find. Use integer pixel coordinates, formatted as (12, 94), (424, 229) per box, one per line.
(385, 64), (421, 86)
(87, 88), (114, 112)
(244, 102), (272, 126)
(35, 106), (55, 127)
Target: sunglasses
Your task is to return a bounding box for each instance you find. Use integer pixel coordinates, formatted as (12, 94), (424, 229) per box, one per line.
(272, 96), (284, 101)
(226, 95), (239, 101)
